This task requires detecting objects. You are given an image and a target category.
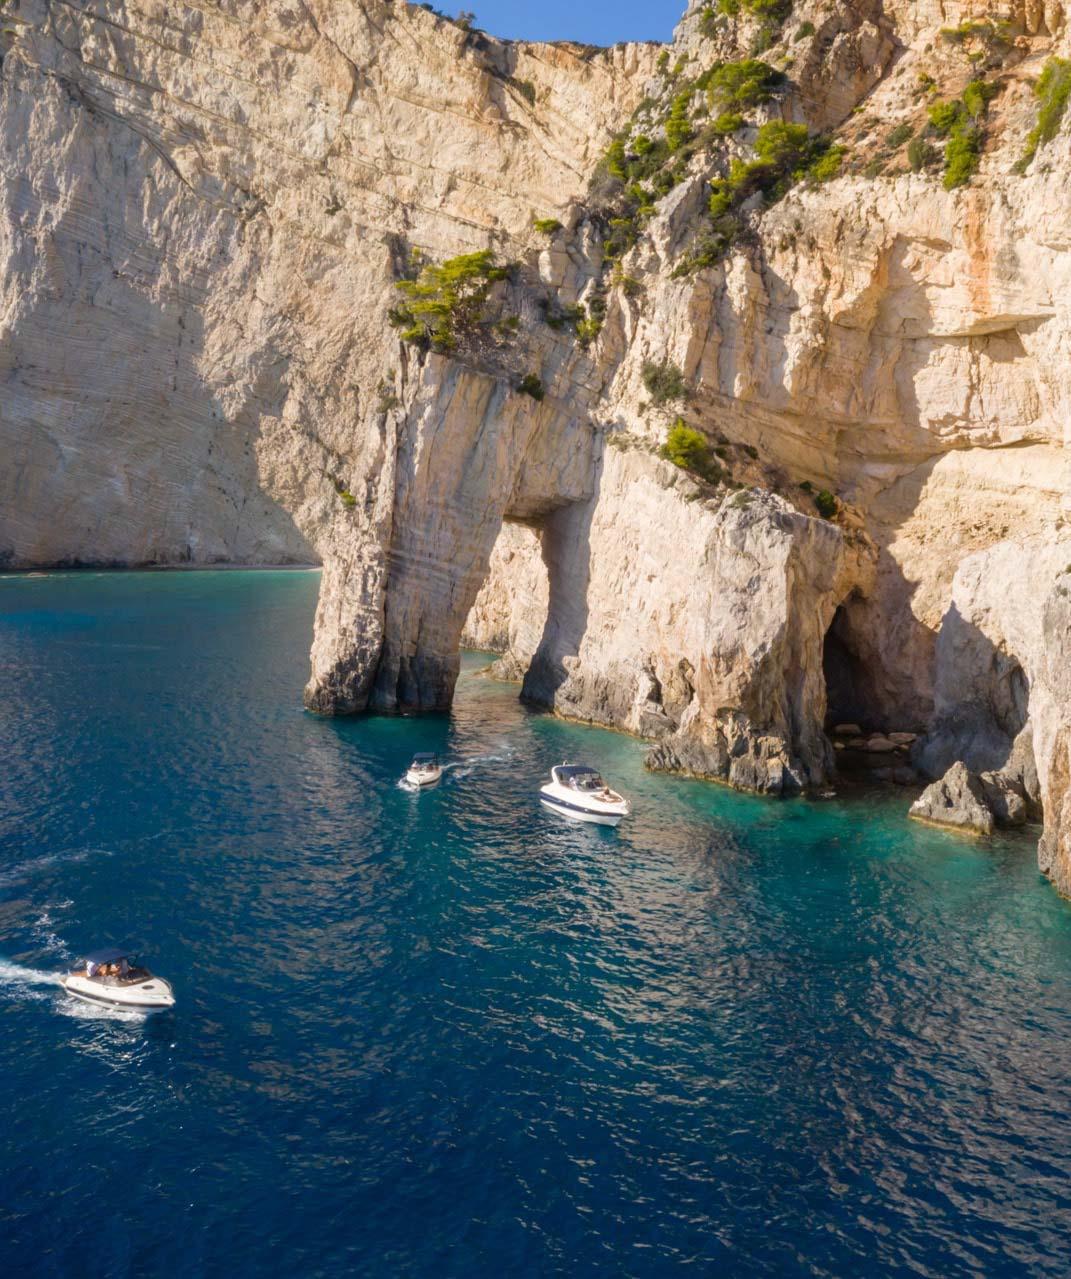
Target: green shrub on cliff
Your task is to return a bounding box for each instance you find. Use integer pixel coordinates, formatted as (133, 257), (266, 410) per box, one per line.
(943, 122), (982, 188)
(661, 420), (723, 483)
(939, 18), (1011, 48)
(908, 138), (939, 171)
(389, 249), (509, 352)
(517, 374), (545, 401)
(665, 91), (695, 152)
(927, 99), (964, 136)
(706, 59), (785, 112)
(926, 81), (997, 190)
(711, 111), (745, 136)
(706, 122), (830, 221)
(962, 77), (998, 119)
(643, 361), (688, 405)
(1017, 57), (1071, 171)
(813, 489), (837, 519)
(334, 481), (357, 509)
(808, 143), (846, 182)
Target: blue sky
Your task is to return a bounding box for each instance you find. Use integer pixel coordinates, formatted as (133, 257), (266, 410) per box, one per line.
(454, 1), (683, 45)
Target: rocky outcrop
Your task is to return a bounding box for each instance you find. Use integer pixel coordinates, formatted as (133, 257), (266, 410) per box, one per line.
(910, 762), (996, 835)
(468, 452), (863, 794)
(2, 3), (1071, 884)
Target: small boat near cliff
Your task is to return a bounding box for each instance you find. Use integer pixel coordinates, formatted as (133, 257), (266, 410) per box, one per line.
(406, 753), (443, 787)
(540, 763), (630, 827)
(62, 948), (175, 1011)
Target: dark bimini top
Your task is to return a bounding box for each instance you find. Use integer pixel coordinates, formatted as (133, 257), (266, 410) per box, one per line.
(83, 947), (129, 965)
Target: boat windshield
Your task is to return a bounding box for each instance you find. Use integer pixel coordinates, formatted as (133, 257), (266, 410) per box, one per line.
(85, 953), (131, 980)
(572, 773), (605, 792)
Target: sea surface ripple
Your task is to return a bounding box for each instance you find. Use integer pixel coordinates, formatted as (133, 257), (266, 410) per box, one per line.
(1, 571), (1071, 1277)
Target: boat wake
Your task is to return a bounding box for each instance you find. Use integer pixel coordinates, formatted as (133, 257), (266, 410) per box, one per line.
(0, 959), (63, 1002)
(443, 750), (515, 781)
(30, 907), (74, 960)
(57, 996), (149, 1023)
(396, 750), (516, 791)
(0, 847), (109, 891)
(0, 958), (151, 1021)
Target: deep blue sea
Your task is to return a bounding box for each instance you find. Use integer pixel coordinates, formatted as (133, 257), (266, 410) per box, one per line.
(2, 571), (1071, 1278)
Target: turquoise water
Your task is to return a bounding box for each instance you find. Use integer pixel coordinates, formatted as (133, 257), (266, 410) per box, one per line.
(2, 571), (1071, 1277)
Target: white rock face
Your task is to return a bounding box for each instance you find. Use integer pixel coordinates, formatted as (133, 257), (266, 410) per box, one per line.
(2, 2), (1070, 885)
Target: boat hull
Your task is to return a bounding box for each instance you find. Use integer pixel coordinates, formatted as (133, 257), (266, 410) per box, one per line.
(62, 974), (175, 1011)
(406, 767), (442, 787)
(540, 788), (627, 827)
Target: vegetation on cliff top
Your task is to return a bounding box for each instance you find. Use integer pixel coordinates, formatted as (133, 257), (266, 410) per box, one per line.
(701, 0), (793, 53)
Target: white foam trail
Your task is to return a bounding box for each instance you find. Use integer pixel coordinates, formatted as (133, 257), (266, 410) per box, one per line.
(31, 909), (73, 960)
(442, 750), (515, 781)
(0, 959), (63, 1001)
(57, 996), (147, 1023)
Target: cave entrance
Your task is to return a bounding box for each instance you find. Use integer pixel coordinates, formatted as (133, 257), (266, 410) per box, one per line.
(822, 601), (881, 733)
(461, 519), (550, 685)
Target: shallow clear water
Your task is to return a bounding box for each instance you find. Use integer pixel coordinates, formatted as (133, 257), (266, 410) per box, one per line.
(2, 571), (1071, 1278)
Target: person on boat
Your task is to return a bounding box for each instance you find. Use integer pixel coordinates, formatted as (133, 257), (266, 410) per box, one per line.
(86, 958), (99, 978)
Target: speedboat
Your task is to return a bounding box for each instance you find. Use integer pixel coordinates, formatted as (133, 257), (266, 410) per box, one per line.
(62, 947), (175, 1011)
(539, 763), (630, 827)
(406, 752), (443, 787)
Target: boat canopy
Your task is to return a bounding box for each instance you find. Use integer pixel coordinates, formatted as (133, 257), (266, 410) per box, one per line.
(557, 765), (599, 781)
(84, 946), (129, 965)
(412, 753), (438, 764)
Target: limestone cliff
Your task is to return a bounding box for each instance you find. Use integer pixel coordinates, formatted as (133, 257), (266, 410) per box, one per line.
(1, 2), (1070, 889)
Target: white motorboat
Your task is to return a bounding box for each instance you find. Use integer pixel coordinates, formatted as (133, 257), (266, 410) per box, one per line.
(406, 752), (443, 787)
(62, 947), (175, 1011)
(539, 763), (630, 827)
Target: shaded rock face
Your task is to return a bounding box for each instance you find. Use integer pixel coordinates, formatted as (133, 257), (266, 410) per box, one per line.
(915, 541), (1071, 885)
(2, 3), (1071, 882)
